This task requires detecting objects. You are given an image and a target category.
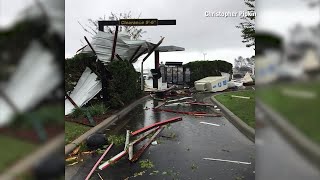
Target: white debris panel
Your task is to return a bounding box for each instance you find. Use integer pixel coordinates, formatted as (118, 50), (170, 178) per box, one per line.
(242, 72), (253, 84)
(20, 0), (64, 39)
(81, 31), (153, 63)
(65, 67), (102, 115)
(0, 42), (60, 126)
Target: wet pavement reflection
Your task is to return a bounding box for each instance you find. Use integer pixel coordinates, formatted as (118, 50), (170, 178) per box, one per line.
(67, 94), (255, 180)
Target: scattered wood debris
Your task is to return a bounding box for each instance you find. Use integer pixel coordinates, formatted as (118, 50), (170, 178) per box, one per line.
(231, 95), (250, 99)
(200, 122), (220, 127)
(203, 158), (251, 165)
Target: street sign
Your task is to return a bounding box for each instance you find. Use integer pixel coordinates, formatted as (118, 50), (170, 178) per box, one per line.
(119, 19), (158, 26)
(98, 20), (176, 29)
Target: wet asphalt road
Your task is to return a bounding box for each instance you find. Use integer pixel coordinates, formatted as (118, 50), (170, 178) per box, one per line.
(66, 94), (255, 180)
(255, 107), (320, 180)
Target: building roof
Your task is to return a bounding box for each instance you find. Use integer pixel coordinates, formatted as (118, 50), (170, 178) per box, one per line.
(195, 76), (225, 83)
(156, 46), (185, 52)
(165, 62), (183, 66)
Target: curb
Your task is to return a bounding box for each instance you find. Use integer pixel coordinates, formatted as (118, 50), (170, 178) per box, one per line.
(257, 100), (320, 169)
(65, 95), (150, 155)
(209, 94), (255, 142)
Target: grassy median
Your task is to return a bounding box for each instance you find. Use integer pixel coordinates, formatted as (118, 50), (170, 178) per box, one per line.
(215, 90), (255, 128)
(0, 135), (37, 172)
(258, 82), (320, 145)
(65, 121), (91, 144)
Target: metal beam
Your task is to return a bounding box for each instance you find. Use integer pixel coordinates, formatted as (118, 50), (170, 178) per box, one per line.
(142, 37), (164, 62)
(131, 116), (182, 136)
(141, 37), (164, 91)
(65, 94), (79, 108)
(84, 36), (97, 55)
(85, 143), (113, 180)
(110, 26), (119, 61)
(129, 45), (142, 63)
(0, 89), (19, 113)
(116, 54), (124, 61)
(84, 36), (109, 106)
(153, 51), (160, 88)
(133, 49), (148, 63)
(131, 126), (165, 162)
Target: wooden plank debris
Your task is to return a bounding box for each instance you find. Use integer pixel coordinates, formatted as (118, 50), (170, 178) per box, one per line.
(203, 158), (251, 165)
(231, 95), (250, 99)
(200, 122), (220, 127)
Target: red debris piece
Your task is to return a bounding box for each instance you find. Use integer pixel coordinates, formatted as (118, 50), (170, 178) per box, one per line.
(131, 117), (182, 136)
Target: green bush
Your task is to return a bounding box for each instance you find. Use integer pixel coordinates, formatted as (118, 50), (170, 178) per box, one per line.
(106, 60), (142, 108)
(65, 53), (96, 92)
(11, 105), (64, 128)
(70, 103), (108, 118)
(65, 54), (142, 109)
(183, 60), (233, 86)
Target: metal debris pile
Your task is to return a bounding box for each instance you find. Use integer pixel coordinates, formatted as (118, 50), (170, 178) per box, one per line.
(71, 117), (183, 180)
(152, 95), (222, 117)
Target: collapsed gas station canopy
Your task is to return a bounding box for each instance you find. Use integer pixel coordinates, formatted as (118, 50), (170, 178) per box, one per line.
(81, 31), (154, 63)
(81, 31), (185, 64)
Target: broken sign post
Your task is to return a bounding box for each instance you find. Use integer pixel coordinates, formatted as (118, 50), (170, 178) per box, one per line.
(131, 126), (165, 162)
(128, 126), (161, 161)
(99, 150), (127, 170)
(99, 127), (162, 170)
(98, 117), (182, 170)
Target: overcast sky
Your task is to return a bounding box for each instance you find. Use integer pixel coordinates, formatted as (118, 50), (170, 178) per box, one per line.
(1, 0), (318, 69)
(257, 0), (320, 40)
(64, 0), (255, 69)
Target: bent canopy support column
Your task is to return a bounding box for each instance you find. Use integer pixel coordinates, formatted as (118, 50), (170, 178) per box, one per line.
(141, 37), (165, 91)
(84, 36), (109, 107)
(153, 50), (160, 88)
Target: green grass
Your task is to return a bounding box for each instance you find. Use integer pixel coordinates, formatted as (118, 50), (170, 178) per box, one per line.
(107, 134), (126, 146)
(139, 159), (154, 169)
(70, 103), (109, 118)
(65, 121), (91, 144)
(0, 135), (37, 172)
(215, 90), (255, 128)
(11, 105), (64, 128)
(258, 82), (320, 144)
